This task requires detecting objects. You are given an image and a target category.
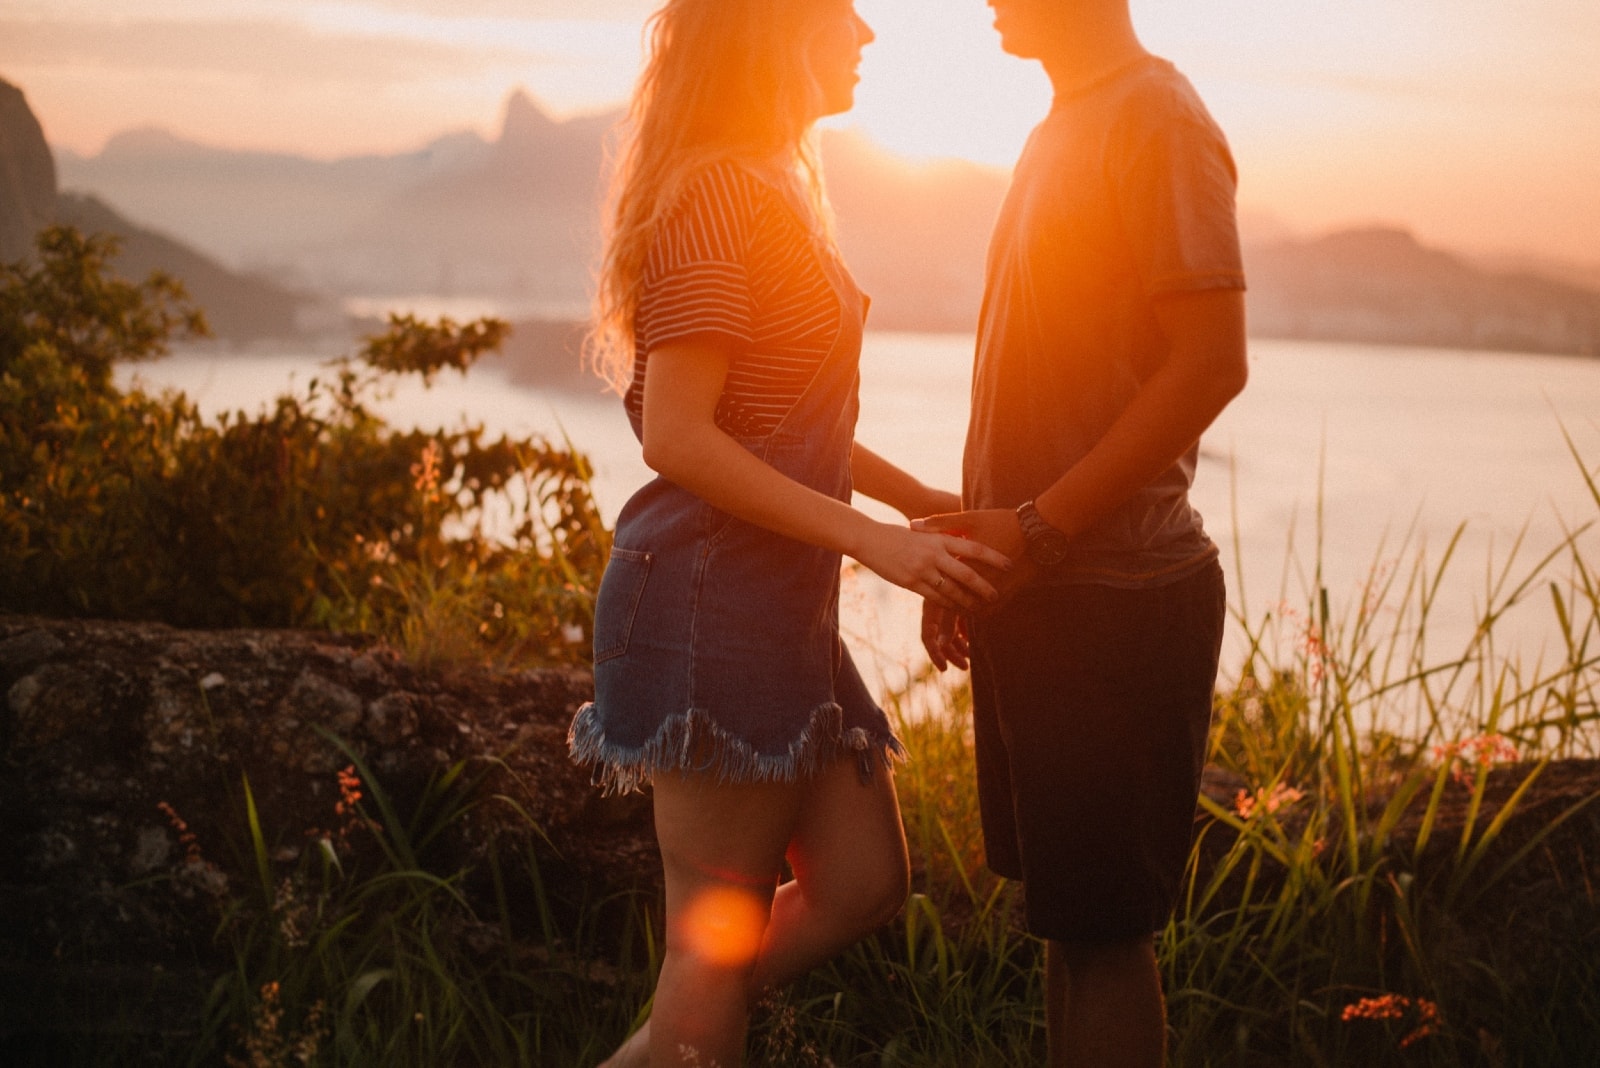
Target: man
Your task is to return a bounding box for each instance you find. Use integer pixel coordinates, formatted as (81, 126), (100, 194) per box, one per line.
(917, 0), (1248, 1064)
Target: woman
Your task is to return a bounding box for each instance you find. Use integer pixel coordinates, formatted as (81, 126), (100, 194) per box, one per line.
(567, 1), (1009, 1064)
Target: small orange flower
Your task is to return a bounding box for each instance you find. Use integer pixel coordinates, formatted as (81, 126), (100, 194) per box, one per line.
(411, 439), (443, 502)
(1341, 993), (1442, 1049)
(1234, 782), (1305, 819)
(158, 800), (204, 865)
(1432, 733), (1518, 785)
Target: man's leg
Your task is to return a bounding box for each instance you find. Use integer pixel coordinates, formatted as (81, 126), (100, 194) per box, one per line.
(973, 564), (1225, 1068)
(1046, 936), (1165, 1068)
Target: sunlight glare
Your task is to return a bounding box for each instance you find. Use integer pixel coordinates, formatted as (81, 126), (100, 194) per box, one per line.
(678, 886), (767, 968)
(835, 0), (1050, 166)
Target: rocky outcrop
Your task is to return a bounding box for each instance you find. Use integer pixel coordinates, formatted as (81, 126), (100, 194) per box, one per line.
(0, 613), (656, 1043)
(0, 78), (56, 263)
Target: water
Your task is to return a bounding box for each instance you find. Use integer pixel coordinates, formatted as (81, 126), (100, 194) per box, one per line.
(123, 334), (1600, 694)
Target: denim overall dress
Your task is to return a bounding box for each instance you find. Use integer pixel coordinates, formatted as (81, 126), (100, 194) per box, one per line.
(568, 232), (904, 795)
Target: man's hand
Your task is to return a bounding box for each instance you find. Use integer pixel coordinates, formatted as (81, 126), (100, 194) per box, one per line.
(921, 599), (970, 671)
(913, 508), (1037, 611)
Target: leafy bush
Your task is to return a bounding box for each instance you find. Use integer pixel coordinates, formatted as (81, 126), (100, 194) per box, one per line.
(1, 227), (607, 667)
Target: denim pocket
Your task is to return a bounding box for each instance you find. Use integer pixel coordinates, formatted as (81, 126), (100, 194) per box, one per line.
(592, 547), (653, 663)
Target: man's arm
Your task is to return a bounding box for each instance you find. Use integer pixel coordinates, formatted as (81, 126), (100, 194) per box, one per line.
(918, 286), (1247, 604)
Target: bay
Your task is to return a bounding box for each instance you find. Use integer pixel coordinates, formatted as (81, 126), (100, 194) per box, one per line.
(123, 335), (1600, 696)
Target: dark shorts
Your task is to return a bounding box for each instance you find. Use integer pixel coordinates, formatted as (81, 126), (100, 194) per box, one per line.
(969, 560), (1225, 944)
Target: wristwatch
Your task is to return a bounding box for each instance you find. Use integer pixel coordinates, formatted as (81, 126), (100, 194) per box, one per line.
(1016, 500), (1070, 568)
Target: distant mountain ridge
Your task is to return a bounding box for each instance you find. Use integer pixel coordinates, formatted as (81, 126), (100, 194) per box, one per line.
(2, 76), (312, 346)
(1245, 228), (1600, 357)
(32, 83), (1600, 358)
(55, 193), (315, 344)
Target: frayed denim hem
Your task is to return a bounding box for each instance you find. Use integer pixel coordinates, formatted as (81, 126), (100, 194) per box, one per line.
(567, 701), (907, 797)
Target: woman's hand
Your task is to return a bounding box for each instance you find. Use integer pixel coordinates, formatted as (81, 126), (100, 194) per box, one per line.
(914, 509), (1037, 611)
(851, 522), (1011, 611)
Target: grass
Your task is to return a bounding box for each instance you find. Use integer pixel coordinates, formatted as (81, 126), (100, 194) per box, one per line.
(34, 436), (1600, 1066)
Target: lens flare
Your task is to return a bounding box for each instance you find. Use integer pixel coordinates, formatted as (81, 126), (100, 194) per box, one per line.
(679, 886), (767, 968)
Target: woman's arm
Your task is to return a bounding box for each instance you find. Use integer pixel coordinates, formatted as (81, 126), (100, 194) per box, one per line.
(850, 444), (960, 520)
(640, 339), (1009, 610)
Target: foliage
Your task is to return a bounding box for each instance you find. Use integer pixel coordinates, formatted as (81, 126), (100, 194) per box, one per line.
(0, 227), (606, 666)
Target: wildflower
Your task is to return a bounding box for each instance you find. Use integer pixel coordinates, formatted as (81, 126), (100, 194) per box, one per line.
(225, 981), (329, 1068)
(157, 800), (204, 865)
(273, 877), (310, 949)
(1234, 782), (1305, 819)
(1432, 733), (1519, 785)
(158, 800), (230, 897)
(1274, 601), (1331, 684)
(1341, 993), (1443, 1049)
(310, 764), (382, 855)
(334, 764), (363, 817)
(411, 439), (443, 502)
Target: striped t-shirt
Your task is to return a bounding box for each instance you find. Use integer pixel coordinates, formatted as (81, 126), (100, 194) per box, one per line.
(625, 161), (846, 439)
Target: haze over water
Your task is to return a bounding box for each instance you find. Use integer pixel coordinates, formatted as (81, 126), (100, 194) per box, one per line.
(127, 333), (1600, 699)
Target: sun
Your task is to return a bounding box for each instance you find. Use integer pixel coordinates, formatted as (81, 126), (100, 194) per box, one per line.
(833, 0), (1052, 167)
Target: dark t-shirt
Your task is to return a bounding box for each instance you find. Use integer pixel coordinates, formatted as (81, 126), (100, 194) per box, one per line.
(963, 56), (1246, 588)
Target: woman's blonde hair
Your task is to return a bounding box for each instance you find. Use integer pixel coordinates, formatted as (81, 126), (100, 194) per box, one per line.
(587, 0), (837, 391)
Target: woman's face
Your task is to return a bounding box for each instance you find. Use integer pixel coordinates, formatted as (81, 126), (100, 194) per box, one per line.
(804, 1), (875, 119)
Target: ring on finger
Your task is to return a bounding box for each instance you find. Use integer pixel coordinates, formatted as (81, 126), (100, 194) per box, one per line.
(934, 575), (945, 589)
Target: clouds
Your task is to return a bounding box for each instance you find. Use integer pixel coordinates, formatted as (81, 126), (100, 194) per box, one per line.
(3, 2), (643, 157)
(0, 16), (530, 86)
(358, 0), (653, 19)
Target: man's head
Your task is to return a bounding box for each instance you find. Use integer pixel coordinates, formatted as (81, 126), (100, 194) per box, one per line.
(985, 0), (1132, 63)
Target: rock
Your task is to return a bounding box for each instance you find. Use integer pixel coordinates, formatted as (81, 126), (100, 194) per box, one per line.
(0, 78), (57, 264)
(0, 612), (656, 1046)
(0, 629), (64, 673)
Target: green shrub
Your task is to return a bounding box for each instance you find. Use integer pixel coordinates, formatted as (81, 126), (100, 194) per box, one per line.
(0, 227), (607, 667)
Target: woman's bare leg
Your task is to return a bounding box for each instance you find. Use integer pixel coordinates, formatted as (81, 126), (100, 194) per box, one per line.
(600, 756), (909, 1067)
(644, 770), (798, 1066)
(750, 756), (909, 992)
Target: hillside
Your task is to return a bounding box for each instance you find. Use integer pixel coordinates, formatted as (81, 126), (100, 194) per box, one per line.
(54, 193), (318, 345)
(2, 77), (322, 346)
(1245, 227), (1600, 357)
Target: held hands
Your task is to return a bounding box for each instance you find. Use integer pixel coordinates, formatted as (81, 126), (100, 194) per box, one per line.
(913, 509), (1037, 606)
(853, 521), (1012, 613)
(912, 509), (1038, 671)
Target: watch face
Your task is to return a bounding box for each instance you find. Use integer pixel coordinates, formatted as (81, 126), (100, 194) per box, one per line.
(1029, 531), (1070, 567)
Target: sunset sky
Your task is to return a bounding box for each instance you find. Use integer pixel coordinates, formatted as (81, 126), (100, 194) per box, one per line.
(4, 0), (1598, 263)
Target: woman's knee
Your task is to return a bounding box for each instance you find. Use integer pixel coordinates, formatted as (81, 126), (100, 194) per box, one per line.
(822, 841), (910, 930)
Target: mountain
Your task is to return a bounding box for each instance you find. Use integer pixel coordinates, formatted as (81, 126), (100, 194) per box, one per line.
(55, 193), (319, 345)
(0, 78), (57, 262)
(3, 77), (322, 345)
(53, 90), (1004, 327)
(41, 84), (1600, 357)
(55, 124), (495, 295)
(1244, 227), (1600, 357)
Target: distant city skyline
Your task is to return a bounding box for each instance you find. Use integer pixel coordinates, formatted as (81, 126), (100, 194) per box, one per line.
(4, 0), (1598, 264)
